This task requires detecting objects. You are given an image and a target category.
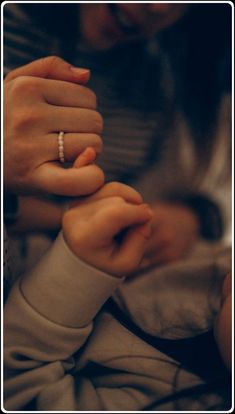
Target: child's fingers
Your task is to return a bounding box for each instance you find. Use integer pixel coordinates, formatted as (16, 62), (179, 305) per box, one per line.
(73, 182), (143, 208)
(88, 182), (143, 204)
(93, 202), (153, 242)
(73, 147), (97, 168)
(117, 222), (153, 274)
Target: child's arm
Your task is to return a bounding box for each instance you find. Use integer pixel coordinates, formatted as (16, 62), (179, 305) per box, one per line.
(4, 174), (152, 411)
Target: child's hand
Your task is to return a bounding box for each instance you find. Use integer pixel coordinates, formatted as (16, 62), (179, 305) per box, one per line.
(62, 182), (153, 277)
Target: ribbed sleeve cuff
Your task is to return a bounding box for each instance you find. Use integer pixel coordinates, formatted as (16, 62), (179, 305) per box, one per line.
(20, 232), (123, 328)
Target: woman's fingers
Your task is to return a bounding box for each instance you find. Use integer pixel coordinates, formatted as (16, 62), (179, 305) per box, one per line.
(6, 75), (103, 158)
(34, 162), (105, 196)
(5, 56), (90, 84)
(46, 106), (103, 134)
(46, 133), (102, 162)
(41, 78), (97, 109)
(7, 76), (97, 111)
(4, 57), (106, 197)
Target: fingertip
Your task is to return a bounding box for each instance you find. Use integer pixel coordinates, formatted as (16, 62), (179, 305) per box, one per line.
(129, 188), (143, 204)
(69, 66), (91, 83)
(140, 203), (154, 219)
(84, 147), (97, 161)
(73, 147), (97, 168)
(133, 193), (143, 204)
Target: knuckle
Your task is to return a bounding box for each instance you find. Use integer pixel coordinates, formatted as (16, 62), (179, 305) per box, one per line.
(4, 67), (20, 83)
(92, 112), (104, 133)
(102, 182), (142, 204)
(104, 182), (124, 196)
(85, 88), (97, 108)
(10, 76), (35, 97)
(4, 71), (13, 82)
(12, 107), (40, 130)
(8, 78), (23, 98)
(63, 224), (83, 248)
(90, 134), (103, 152)
(42, 55), (64, 73)
(104, 198), (125, 216)
(110, 196), (125, 205)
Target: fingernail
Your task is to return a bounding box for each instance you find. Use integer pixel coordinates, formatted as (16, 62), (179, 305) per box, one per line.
(70, 66), (90, 76)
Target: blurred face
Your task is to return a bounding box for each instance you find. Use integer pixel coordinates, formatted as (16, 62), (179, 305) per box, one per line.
(79, 3), (189, 50)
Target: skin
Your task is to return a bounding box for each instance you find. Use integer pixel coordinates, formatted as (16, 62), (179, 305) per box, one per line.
(63, 149), (153, 277)
(4, 5), (197, 261)
(7, 147), (99, 234)
(63, 181), (153, 277)
(4, 56), (104, 197)
(4, 4), (231, 370)
(78, 3), (198, 265)
(64, 148), (232, 369)
(3, 4), (189, 197)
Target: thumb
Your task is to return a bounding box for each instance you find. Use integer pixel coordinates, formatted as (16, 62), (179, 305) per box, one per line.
(5, 56), (90, 84)
(73, 147), (97, 168)
(35, 162), (105, 196)
(118, 221), (152, 274)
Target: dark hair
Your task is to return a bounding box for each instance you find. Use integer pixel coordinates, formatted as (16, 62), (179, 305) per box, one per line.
(112, 3), (232, 167)
(166, 3), (231, 164)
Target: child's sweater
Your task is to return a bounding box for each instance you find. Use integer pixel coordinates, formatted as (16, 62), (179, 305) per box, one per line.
(4, 233), (231, 411)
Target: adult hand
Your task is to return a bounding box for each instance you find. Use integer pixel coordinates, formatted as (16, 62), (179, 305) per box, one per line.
(6, 148), (99, 234)
(4, 56), (104, 196)
(141, 201), (200, 268)
(63, 182), (153, 277)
